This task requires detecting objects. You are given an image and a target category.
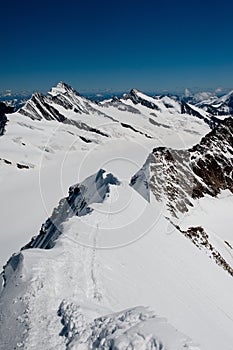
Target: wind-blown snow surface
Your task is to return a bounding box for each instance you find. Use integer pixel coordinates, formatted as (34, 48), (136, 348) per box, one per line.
(0, 83), (233, 350)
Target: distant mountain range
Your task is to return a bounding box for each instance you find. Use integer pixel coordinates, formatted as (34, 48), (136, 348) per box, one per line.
(1, 85), (233, 113)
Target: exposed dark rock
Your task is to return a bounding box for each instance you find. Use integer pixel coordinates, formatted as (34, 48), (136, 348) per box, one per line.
(169, 221), (233, 276)
(0, 158), (32, 169)
(20, 93), (67, 121)
(120, 122), (152, 139)
(0, 102), (14, 135)
(79, 136), (92, 143)
(16, 163), (30, 169)
(67, 119), (109, 137)
(0, 158), (12, 165)
(225, 241), (232, 249)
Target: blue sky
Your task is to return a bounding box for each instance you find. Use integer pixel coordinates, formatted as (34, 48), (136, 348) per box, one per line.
(1, 0), (233, 92)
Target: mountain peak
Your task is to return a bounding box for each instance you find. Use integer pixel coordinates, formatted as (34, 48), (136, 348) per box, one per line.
(126, 88), (160, 110)
(56, 81), (71, 90)
(49, 81), (79, 97)
(130, 88), (141, 95)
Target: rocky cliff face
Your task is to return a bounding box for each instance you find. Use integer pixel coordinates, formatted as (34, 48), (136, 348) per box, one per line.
(130, 117), (233, 275)
(0, 102), (14, 136)
(131, 117), (233, 216)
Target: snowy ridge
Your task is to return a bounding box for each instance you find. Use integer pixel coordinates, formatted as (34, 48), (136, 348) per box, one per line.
(23, 169), (120, 250)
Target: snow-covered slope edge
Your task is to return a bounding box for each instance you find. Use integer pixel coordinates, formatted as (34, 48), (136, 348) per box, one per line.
(58, 303), (199, 350)
(131, 117), (233, 275)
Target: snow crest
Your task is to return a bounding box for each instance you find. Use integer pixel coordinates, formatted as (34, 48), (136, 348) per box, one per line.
(23, 169), (120, 250)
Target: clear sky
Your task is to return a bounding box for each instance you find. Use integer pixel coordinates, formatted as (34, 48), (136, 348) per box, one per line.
(1, 0), (233, 92)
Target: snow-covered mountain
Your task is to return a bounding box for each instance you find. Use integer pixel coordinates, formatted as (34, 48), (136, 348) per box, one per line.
(0, 82), (232, 350)
(0, 82), (214, 172)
